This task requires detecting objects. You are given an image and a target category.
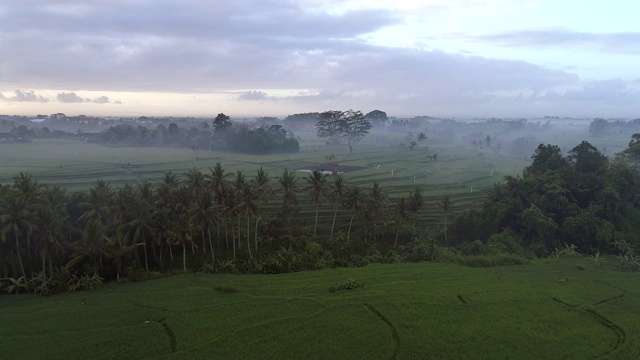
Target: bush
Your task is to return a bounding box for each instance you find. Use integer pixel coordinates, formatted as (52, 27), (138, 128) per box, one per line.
(440, 254), (527, 267)
(486, 230), (524, 256)
(329, 279), (363, 293)
(458, 240), (488, 256)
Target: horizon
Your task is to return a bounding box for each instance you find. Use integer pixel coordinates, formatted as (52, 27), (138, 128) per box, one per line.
(1, 1), (639, 118)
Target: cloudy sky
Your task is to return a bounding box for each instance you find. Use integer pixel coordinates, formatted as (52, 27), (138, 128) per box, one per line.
(1, 0), (639, 118)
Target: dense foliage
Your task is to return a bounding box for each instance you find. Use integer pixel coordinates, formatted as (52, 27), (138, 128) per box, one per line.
(450, 140), (640, 261)
(316, 110), (373, 146)
(2, 136), (640, 296)
(96, 118), (299, 154)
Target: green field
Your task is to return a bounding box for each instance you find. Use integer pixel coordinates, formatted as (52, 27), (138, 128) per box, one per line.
(2, 258), (638, 359)
(0, 138), (530, 230)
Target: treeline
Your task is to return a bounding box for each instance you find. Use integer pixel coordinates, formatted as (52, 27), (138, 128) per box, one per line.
(2, 136), (640, 296)
(97, 115), (299, 154)
(450, 139), (640, 268)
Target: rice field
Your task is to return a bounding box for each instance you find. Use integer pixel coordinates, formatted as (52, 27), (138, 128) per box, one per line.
(2, 257), (638, 359)
(0, 138), (529, 232)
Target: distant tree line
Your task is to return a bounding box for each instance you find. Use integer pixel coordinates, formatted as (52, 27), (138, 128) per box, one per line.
(96, 113), (299, 154)
(316, 110), (373, 146)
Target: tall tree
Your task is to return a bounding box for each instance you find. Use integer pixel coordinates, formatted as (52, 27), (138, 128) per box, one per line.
(437, 193), (453, 245)
(329, 176), (346, 240)
(212, 113), (232, 135)
(392, 196), (408, 247)
(304, 170), (330, 237)
(407, 186), (424, 230)
(278, 169), (298, 238)
(342, 185), (366, 244)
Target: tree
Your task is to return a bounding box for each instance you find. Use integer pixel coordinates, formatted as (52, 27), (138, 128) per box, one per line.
(342, 110), (372, 146)
(328, 176), (346, 240)
(304, 170), (330, 237)
(567, 141), (607, 174)
(525, 144), (568, 176)
(342, 185), (366, 244)
(0, 194), (34, 283)
(212, 113), (232, 134)
(621, 133), (640, 168)
(316, 110), (344, 144)
(278, 169), (298, 238)
(364, 110), (388, 125)
(417, 132), (427, 142)
(437, 193), (453, 245)
(252, 168), (274, 251)
(392, 196), (408, 247)
(407, 186), (424, 230)
(236, 183), (259, 259)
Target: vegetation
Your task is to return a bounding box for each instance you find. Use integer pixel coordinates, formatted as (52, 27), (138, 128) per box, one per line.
(2, 258), (639, 359)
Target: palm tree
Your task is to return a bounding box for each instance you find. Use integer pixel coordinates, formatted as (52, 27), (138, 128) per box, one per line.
(0, 194), (35, 283)
(106, 231), (144, 283)
(392, 196), (409, 247)
(304, 170), (330, 237)
(34, 207), (66, 275)
(13, 172), (42, 204)
(235, 184), (260, 259)
(121, 200), (157, 271)
(173, 212), (195, 273)
(251, 167), (274, 251)
(207, 162), (232, 206)
(184, 168), (206, 199)
(366, 182), (386, 233)
(78, 180), (113, 226)
(342, 185), (366, 244)
(407, 185), (424, 231)
(328, 175), (346, 240)
(438, 193), (453, 245)
(66, 219), (110, 275)
(192, 190), (218, 262)
(278, 169), (298, 238)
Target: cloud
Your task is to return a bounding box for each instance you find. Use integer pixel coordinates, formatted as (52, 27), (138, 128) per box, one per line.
(93, 96), (110, 104)
(56, 92), (88, 103)
(114, 100), (123, 104)
(0, 90), (49, 102)
(456, 28), (640, 54)
(237, 90), (270, 101)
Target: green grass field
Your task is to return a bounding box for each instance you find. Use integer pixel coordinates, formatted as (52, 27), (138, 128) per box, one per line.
(2, 258), (638, 359)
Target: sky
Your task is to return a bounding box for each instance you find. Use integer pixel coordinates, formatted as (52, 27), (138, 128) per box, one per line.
(0, 0), (639, 119)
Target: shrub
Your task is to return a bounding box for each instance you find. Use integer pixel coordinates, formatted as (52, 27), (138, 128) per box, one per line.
(214, 286), (238, 293)
(486, 230), (524, 256)
(329, 279), (363, 293)
(458, 240), (488, 256)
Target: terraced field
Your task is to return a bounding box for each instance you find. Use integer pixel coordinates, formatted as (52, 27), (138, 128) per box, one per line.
(0, 138), (528, 231)
(2, 258), (638, 359)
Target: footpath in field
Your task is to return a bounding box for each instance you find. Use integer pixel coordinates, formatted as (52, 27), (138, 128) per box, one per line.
(2, 258), (638, 359)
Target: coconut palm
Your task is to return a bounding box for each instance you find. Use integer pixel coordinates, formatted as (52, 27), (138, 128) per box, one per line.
(192, 190), (218, 262)
(120, 200), (157, 271)
(304, 169), (330, 237)
(407, 185), (424, 230)
(207, 162), (233, 206)
(106, 231), (144, 283)
(236, 184), (260, 259)
(78, 180), (113, 226)
(251, 167), (274, 251)
(392, 196), (409, 247)
(34, 206), (66, 275)
(278, 169), (298, 238)
(184, 168), (206, 199)
(0, 194), (36, 283)
(342, 185), (366, 244)
(173, 212), (196, 273)
(328, 175), (346, 240)
(438, 193), (453, 244)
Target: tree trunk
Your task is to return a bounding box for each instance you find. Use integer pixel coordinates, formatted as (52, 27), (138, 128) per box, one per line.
(314, 204), (319, 237)
(201, 228), (206, 255)
(394, 227), (400, 248)
(143, 244), (149, 271)
(15, 233), (28, 289)
(246, 217), (253, 259)
(444, 214), (448, 245)
(182, 242), (187, 273)
(169, 243), (174, 262)
(330, 206), (338, 240)
(255, 217), (260, 252)
(347, 214), (354, 244)
(208, 228), (214, 264)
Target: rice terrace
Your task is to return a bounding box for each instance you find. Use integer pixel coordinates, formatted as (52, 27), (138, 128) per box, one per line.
(2, 113), (640, 359)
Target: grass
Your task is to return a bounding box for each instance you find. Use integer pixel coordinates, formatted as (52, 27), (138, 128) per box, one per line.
(2, 257), (639, 359)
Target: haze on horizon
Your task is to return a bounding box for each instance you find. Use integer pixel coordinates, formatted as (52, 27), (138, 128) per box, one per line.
(0, 0), (639, 119)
